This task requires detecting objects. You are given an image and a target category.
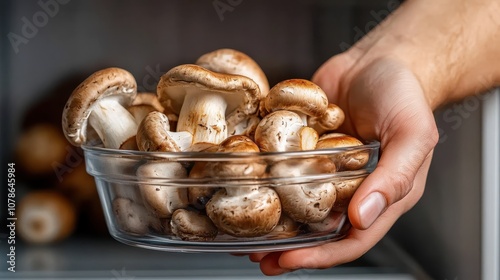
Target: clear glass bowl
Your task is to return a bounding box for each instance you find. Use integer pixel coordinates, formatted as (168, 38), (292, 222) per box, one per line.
(83, 141), (380, 253)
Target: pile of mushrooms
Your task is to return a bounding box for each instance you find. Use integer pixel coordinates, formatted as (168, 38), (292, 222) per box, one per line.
(62, 48), (370, 241)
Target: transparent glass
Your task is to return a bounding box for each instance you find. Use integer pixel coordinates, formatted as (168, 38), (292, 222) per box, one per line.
(83, 142), (380, 253)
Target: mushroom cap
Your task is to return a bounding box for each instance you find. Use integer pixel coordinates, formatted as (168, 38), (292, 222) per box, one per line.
(62, 67), (137, 147)
(307, 210), (346, 232)
(263, 214), (300, 239)
(16, 124), (68, 174)
(269, 158), (337, 223)
(308, 103), (345, 134)
(204, 135), (266, 178)
(157, 64), (260, 118)
(262, 79), (328, 117)
(255, 110), (318, 152)
(136, 160), (189, 218)
(170, 209), (218, 241)
(195, 48), (269, 98)
(136, 111), (192, 152)
(131, 92), (165, 112)
(206, 187), (281, 237)
(332, 177), (365, 211)
(112, 197), (161, 235)
(316, 133), (369, 170)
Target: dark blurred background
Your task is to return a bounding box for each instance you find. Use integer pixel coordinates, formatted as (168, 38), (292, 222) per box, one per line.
(0, 0), (492, 279)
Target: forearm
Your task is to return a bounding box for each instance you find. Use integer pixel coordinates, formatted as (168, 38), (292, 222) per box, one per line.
(348, 0), (500, 109)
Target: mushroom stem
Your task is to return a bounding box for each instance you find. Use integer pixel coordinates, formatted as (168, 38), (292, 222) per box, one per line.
(88, 98), (138, 149)
(177, 91), (227, 145)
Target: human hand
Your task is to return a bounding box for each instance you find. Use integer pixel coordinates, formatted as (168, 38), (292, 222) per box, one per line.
(248, 52), (439, 275)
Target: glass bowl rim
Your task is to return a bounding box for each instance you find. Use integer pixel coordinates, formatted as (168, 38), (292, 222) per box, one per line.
(82, 140), (380, 161)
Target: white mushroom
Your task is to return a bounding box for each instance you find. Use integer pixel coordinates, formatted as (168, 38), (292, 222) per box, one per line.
(157, 64), (261, 146)
(17, 191), (77, 244)
(136, 160), (189, 218)
(112, 197), (162, 235)
(62, 67), (138, 149)
(255, 110), (318, 152)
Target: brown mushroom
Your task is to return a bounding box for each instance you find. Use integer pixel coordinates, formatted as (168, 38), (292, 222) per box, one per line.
(308, 103), (345, 135)
(332, 177), (365, 212)
(316, 133), (369, 170)
(206, 186), (281, 237)
(157, 64), (261, 146)
(196, 48), (269, 97)
(307, 211), (347, 233)
(269, 158), (337, 223)
(16, 123), (68, 175)
(62, 67), (138, 149)
(170, 209), (218, 241)
(260, 79), (328, 124)
(136, 111), (193, 152)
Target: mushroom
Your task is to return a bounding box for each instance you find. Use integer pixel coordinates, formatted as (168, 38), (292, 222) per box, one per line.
(254, 110), (318, 152)
(195, 48), (269, 97)
(62, 67), (138, 149)
(16, 123), (69, 175)
(316, 133), (369, 170)
(196, 49), (269, 138)
(128, 92), (165, 125)
(112, 197), (162, 235)
(170, 209), (218, 241)
(206, 186), (281, 237)
(136, 160), (189, 218)
(263, 214), (300, 240)
(187, 136), (265, 210)
(136, 111), (193, 152)
(187, 144), (220, 210)
(17, 191), (77, 244)
(332, 177), (365, 212)
(202, 135), (276, 237)
(157, 64), (261, 146)
(260, 79), (328, 125)
(203, 135), (266, 178)
(307, 103), (345, 135)
(307, 211), (347, 233)
(269, 158), (337, 223)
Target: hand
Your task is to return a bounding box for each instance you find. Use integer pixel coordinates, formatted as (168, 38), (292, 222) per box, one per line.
(248, 53), (439, 275)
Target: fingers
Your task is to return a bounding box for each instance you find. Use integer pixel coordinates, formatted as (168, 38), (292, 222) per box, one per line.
(349, 117), (437, 229)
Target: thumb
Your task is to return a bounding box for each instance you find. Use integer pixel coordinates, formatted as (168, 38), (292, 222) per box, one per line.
(347, 111), (439, 230)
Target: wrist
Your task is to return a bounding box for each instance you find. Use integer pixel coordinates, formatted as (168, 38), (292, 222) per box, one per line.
(345, 0), (500, 110)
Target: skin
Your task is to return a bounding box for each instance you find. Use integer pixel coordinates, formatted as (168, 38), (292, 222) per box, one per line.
(248, 0), (500, 275)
